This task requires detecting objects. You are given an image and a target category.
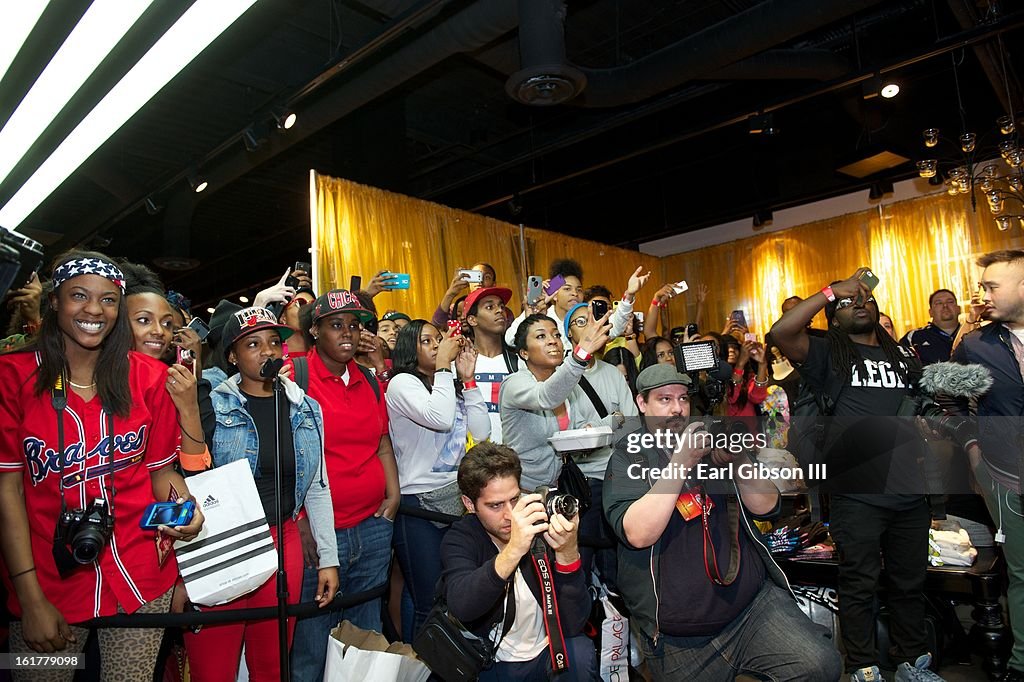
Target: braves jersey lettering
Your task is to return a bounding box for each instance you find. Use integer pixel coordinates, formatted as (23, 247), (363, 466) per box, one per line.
(849, 359), (907, 389)
(23, 426), (149, 486)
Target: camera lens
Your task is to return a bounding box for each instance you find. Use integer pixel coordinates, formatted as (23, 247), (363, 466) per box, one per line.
(71, 527), (106, 564)
(548, 494), (579, 519)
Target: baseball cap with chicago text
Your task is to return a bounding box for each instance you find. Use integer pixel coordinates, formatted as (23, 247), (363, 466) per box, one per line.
(312, 289), (376, 325)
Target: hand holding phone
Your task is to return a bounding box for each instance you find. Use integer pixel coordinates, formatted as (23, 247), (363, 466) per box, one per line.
(448, 319), (463, 336)
(672, 281), (688, 295)
(457, 268), (484, 284)
(730, 309), (748, 330)
(383, 272), (411, 290)
(526, 275), (543, 306)
(186, 317), (210, 342)
(140, 500), (196, 530)
(545, 274), (566, 297)
(591, 299), (609, 321)
(857, 269), (880, 291)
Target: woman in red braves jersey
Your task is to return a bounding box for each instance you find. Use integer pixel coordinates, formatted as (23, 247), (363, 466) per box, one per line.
(0, 250), (204, 682)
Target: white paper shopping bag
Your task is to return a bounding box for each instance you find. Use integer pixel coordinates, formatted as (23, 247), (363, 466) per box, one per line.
(174, 459), (276, 606)
(324, 621), (430, 682)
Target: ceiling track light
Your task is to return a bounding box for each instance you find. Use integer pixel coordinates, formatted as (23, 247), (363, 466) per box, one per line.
(752, 209), (774, 228)
(863, 74), (900, 100)
(867, 180), (894, 201)
(272, 106), (297, 130)
(144, 196), (163, 214)
(187, 171), (208, 193)
(242, 127), (262, 152)
(748, 113), (776, 136)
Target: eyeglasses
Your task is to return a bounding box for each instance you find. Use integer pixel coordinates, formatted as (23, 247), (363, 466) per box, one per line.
(835, 296), (876, 310)
(569, 317), (588, 328)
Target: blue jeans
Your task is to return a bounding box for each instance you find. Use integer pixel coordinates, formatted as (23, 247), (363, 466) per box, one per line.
(478, 635), (597, 681)
(392, 494), (448, 641)
(639, 581), (842, 681)
(290, 514), (393, 682)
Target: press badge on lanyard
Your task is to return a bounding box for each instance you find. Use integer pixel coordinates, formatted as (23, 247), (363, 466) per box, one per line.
(676, 488), (713, 521)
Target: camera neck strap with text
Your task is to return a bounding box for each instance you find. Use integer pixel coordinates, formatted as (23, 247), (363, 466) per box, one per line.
(529, 536), (570, 674)
(699, 488), (742, 586)
(50, 372), (117, 515)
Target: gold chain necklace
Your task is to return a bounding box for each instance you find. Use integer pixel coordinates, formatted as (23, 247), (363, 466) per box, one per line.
(68, 379), (96, 389)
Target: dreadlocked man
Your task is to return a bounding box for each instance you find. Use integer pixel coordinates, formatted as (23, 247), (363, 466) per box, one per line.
(771, 268), (943, 682)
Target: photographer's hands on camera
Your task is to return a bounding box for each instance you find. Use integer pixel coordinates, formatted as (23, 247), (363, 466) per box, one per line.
(496, 494), (580, 580)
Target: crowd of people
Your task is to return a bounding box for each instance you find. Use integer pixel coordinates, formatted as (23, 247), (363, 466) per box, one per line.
(1, 246), (1023, 682)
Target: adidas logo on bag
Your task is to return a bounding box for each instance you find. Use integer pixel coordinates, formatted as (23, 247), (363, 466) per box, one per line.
(203, 494), (220, 510)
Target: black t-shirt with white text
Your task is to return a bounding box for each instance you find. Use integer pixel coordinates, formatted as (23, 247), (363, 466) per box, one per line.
(798, 336), (924, 510)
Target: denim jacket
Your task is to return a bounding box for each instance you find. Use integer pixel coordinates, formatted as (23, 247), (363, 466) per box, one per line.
(210, 375), (339, 569)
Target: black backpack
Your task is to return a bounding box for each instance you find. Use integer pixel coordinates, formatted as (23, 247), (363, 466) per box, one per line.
(291, 356), (381, 401)
(787, 376), (843, 470)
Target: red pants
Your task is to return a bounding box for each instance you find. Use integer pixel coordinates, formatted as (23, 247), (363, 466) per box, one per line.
(184, 519), (303, 682)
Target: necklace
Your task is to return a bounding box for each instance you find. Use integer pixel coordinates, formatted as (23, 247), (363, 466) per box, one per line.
(68, 379), (96, 390)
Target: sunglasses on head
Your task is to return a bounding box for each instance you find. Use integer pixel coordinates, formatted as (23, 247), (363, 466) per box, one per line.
(835, 296), (876, 309)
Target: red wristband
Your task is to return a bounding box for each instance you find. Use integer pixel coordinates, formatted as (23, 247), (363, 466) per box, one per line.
(555, 557), (582, 573)
(573, 346), (592, 363)
(651, 298), (662, 308)
(463, 379), (478, 390)
(821, 285), (836, 302)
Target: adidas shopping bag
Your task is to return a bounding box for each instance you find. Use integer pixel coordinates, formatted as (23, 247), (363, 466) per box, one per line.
(173, 459), (277, 606)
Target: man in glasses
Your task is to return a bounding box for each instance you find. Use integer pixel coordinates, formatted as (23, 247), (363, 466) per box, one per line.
(770, 269), (941, 682)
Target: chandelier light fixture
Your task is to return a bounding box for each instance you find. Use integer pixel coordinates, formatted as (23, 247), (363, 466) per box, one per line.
(915, 37), (1023, 231)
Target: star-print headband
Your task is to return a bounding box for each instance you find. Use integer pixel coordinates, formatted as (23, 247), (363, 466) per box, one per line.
(52, 257), (126, 293)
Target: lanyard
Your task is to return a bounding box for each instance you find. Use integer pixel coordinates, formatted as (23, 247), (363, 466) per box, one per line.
(50, 374), (117, 515)
(529, 537), (569, 673)
(700, 489), (742, 586)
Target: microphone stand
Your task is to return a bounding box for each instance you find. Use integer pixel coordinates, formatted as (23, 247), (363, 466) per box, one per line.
(261, 358), (289, 682)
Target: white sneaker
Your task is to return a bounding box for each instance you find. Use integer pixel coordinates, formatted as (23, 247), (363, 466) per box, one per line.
(851, 665), (886, 682)
(894, 653), (945, 682)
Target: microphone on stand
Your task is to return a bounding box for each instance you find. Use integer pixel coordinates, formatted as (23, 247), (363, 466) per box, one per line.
(260, 353), (289, 682)
(260, 357), (284, 380)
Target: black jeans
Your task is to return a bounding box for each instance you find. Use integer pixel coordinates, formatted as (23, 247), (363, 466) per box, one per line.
(829, 495), (930, 671)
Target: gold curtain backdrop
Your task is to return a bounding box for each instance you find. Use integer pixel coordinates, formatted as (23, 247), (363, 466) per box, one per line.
(659, 192), (1024, 339)
(312, 172), (661, 320)
(312, 171), (1024, 339)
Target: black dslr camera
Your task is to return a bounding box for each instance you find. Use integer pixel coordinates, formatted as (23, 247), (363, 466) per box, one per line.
(56, 499), (114, 565)
(536, 486), (579, 520)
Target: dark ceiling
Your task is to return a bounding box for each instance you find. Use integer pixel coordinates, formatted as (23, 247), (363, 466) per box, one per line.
(2, 0), (1022, 309)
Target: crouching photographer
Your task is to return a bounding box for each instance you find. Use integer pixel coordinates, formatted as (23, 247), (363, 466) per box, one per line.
(602, 364), (841, 681)
(435, 442), (596, 681)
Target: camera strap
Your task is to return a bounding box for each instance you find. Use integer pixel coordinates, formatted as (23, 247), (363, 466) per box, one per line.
(529, 536), (569, 674)
(49, 373), (118, 514)
(700, 489), (742, 586)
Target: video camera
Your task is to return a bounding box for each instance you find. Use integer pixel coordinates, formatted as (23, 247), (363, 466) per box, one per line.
(673, 340), (729, 410)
